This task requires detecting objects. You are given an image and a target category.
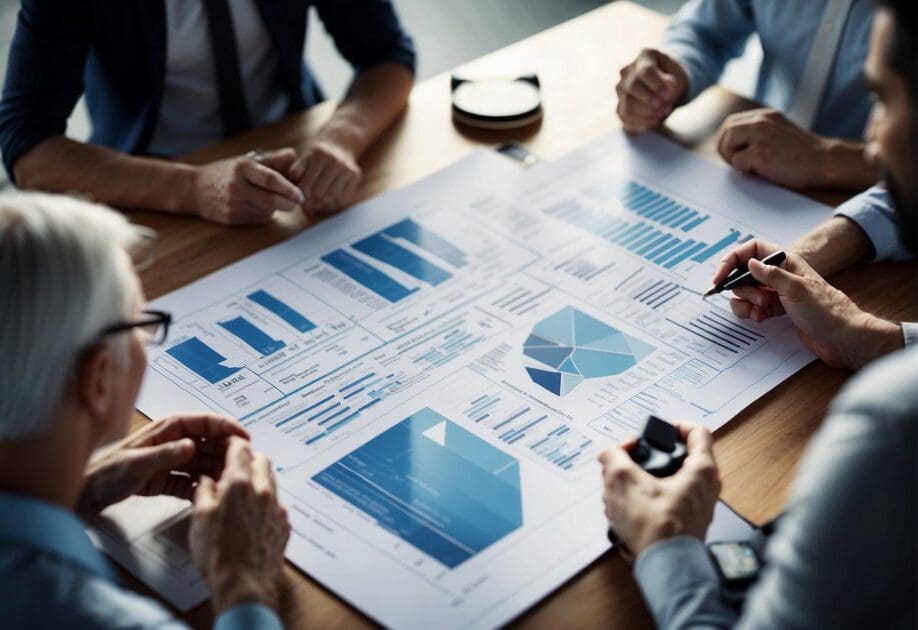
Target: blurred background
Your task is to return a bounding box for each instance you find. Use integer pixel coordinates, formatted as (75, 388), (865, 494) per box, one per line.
(0, 0), (759, 184)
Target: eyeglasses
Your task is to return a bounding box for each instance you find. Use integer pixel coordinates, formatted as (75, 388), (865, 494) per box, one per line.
(99, 309), (172, 346)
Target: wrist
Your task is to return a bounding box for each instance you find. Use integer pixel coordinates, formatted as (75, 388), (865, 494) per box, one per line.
(820, 138), (879, 190)
(167, 163), (200, 216)
(313, 116), (366, 160)
(208, 566), (278, 614)
(845, 313), (903, 369)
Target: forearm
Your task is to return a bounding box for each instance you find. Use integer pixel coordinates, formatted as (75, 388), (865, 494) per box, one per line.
(13, 136), (197, 214)
(312, 63), (413, 158)
(791, 216), (873, 277)
(819, 138), (880, 190)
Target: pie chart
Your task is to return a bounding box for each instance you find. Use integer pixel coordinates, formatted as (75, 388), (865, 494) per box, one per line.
(523, 306), (655, 396)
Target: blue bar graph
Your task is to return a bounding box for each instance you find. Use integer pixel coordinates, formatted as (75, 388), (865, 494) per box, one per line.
(381, 218), (468, 268)
(691, 230), (741, 263)
(681, 214), (710, 231)
(656, 239), (696, 266)
(219, 316), (285, 356)
(166, 337), (240, 384)
(247, 290), (316, 333)
(321, 249), (418, 303)
(664, 241), (707, 269)
(352, 233), (452, 286)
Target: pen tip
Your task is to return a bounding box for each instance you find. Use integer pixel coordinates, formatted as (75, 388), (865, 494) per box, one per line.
(702, 288), (715, 299)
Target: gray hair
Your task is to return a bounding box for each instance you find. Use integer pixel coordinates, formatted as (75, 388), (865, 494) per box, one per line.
(0, 192), (143, 440)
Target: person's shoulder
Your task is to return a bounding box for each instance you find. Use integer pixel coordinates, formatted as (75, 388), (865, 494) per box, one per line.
(0, 544), (181, 628)
(830, 347), (918, 432)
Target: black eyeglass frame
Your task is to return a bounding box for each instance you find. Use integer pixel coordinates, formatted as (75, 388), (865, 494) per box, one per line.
(98, 309), (172, 345)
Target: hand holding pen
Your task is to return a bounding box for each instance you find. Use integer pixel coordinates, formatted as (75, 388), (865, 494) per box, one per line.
(704, 238), (903, 369)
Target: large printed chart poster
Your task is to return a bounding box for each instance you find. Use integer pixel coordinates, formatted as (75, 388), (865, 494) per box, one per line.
(138, 133), (831, 628)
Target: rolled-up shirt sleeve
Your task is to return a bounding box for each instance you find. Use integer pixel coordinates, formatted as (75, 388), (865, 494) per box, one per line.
(214, 604), (283, 630)
(633, 536), (737, 629)
(834, 184), (914, 262)
(0, 0), (90, 182)
(660, 0), (756, 103)
(313, 0), (416, 76)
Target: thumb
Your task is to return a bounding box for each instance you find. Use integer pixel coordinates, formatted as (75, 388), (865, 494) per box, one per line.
(128, 438), (195, 480)
(748, 258), (803, 297)
(193, 475), (217, 508)
(257, 148), (298, 173)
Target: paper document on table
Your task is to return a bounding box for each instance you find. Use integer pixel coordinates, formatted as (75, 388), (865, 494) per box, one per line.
(132, 133), (830, 627)
(87, 496), (208, 612)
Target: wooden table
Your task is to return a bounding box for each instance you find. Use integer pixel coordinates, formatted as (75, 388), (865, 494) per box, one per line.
(124, 2), (916, 627)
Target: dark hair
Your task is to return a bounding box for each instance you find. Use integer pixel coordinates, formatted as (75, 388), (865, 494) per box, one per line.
(873, 0), (917, 255)
(873, 0), (916, 96)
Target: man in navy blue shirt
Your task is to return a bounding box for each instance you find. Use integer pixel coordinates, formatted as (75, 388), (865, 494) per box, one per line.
(0, 1), (416, 225)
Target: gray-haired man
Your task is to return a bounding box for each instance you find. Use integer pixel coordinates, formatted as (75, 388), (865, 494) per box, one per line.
(0, 193), (290, 628)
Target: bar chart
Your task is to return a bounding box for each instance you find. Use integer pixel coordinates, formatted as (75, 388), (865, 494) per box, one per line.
(270, 371), (400, 447)
(462, 393), (594, 470)
(543, 180), (753, 275)
(321, 218), (468, 304)
(165, 337), (241, 384)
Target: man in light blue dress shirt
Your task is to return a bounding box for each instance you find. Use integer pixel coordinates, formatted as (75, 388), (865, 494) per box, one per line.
(0, 194), (291, 628)
(617, 0), (915, 358)
(602, 3), (916, 626)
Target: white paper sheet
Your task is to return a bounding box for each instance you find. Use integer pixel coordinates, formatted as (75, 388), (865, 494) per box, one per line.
(123, 132), (831, 627)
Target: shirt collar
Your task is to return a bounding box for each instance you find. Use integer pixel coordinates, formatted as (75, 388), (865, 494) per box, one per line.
(0, 491), (115, 581)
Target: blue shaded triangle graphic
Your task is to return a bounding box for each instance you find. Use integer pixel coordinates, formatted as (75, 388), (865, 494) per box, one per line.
(532, 307), (576, 346)
(560, 372), (584, 395)
(558, 355), (578, 374)
(524, 345), (573, 369)
(523, 333), (560, 349)
(525, 367), (562, 396)
(572, 348), (637, 378)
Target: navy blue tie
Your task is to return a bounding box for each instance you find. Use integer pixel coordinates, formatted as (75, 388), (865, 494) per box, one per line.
(202, 0), (252, 137)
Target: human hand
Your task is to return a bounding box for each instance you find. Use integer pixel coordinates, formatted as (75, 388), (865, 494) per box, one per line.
(188, 148), (305, 225)
(78, 414), (250, 521)
(287, 139), (362, 217)
(599, 422), (720, 558)
(189, 437), (290, 614)
(712, 239), (903, 369)
(717, 109), (840, 189)
(615, 48), (689, 134)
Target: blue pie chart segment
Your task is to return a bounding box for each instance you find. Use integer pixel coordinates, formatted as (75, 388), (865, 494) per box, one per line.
(524, 306), (654, 396)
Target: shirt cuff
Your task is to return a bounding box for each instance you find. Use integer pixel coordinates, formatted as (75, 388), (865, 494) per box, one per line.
(902, 322), (918, 347)
(214, 604), (283, 630)
(659, 42), (709, 103)
(834, 186), (913, 262)
(634, 536), (737, 629)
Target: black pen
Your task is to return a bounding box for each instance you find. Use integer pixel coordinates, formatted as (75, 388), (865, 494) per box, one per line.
(702, 250), (787, 299)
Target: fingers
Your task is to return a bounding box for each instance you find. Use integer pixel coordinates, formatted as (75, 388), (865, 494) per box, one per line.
(252, 452), (277, 496)
(127, 439), (196, 482)
(748, 257), (805, 296)
(255, 148), (298, 174)
(716, 117), (754, 162)
(711, 238), (781, 285)
(222, 435), (254, 480)
(193, 475), (217, 510)
(148, 414), (249, 447)
(728, 146), (763, 175)
(240, 159), (305, 206)
(616, 49), (683, 132)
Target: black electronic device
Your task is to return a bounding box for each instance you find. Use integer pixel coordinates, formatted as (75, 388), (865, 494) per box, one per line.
(629, 415), (688, 477)
(607, 416), (687, 547)
(707, 541), (762, 589)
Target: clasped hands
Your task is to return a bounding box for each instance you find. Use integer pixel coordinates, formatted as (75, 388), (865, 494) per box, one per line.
(190, 138), (362, 226)
(80, 414), (290, 612)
